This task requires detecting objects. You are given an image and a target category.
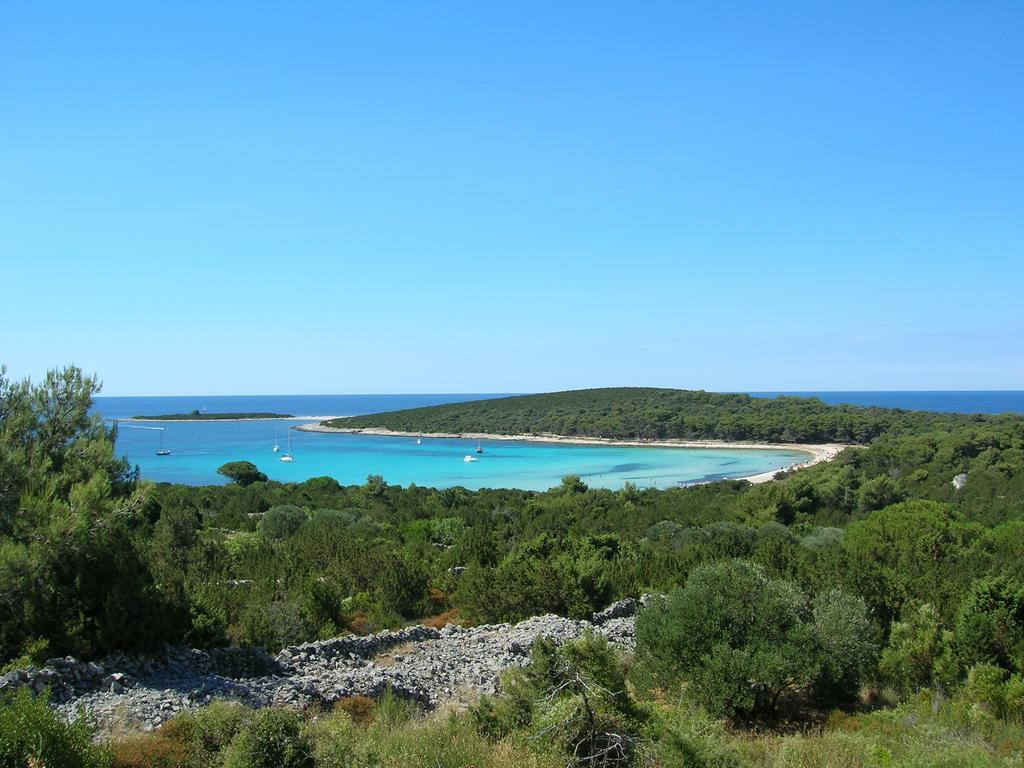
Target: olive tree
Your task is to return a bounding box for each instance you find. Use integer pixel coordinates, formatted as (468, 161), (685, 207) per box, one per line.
(635, 559), (878, 720)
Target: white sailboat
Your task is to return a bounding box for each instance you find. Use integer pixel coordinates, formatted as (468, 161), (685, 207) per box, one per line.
(280, 428), (294, 462)
(476, 440), (483, 454)
(156, 428), (171, 456)
(273, 426), (281, 452)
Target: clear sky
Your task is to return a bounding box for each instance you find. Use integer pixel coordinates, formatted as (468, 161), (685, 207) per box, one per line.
(2, 2), (1022, 395)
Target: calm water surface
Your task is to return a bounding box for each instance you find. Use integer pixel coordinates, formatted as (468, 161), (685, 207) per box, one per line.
(93, 391), (1021, 490)
(94, 395), (805, 490)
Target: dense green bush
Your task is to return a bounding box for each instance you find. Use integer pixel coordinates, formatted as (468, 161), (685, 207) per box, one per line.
(157, 699), (252, 764)
(635, 560), (877, 719)
(840, 500), (980, 626)
(472, 634), (642, 767)
(221, 707), (312, 768)
(256, 504), (308, 540)
(878, 603), (945, 696)
(0, 686), (111, 768)
(951, 576), (1024, 675)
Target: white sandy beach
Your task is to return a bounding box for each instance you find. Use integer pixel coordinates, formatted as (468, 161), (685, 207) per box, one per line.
(297, 423), (848, 484)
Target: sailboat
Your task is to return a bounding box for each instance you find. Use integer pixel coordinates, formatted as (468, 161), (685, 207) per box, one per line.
(280, 428), (294, 462)
(156, 428), (171, 456)
(273, 426), (280, 452)
(475, 440), (483, 454)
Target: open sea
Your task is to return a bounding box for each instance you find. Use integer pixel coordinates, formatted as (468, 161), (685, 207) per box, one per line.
(92, 391), (1023, 490)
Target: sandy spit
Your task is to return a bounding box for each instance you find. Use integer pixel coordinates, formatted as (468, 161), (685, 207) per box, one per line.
(297, 424), (849, 484)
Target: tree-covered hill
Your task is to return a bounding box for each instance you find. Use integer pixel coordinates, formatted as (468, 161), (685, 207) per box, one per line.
(323, 387), (1008, 444)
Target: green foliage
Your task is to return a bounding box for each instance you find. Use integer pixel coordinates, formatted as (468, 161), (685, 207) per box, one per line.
(158, 699), (253, 764)
(324, 386), (1010, 444)
(473, 634), (641, 767)
(5, 359), (1024, 748)
(221, 707), (312, 768)
(0, 367), (181, 662)
(635, 560), (877, 719)
(811, 588), (880, 699)
(647, 705), (742, 768)
(0, 686), (111, 768)
(0, 637), (49, 674)
(256, 504), (307, 539)
(857, 474), (907, 513)
(457, 534), (620, 622)
(87, 683), (1024, 768)
(217, 461), (268, 486)
(951, 576), (1024, 675)
(430, 515), (465, 545)
(841, 500), (980, 626)
(964, 664), (1010, 718)
(305, 710), (358, 768)
(878, 603), (945, 697)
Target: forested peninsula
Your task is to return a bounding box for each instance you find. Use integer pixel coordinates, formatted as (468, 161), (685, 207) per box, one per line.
(321, 387), (1000, 444)
(132, 411), (294, 421)
(3, 368), (1024, 766)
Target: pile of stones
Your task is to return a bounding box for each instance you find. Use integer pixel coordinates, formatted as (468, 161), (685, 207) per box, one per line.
(0, 597), (646, 734)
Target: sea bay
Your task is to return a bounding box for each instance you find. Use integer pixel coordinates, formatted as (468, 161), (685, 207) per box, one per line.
(93, 391), (1023, 490)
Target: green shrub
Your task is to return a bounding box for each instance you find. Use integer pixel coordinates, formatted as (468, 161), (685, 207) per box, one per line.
(879, 603), (944, 697)
(257, 505), (308, 540)
(222, 707), (312, 768)
(965, 664), (1008, 717)
(635, 560), (877, 720)
(304, 710), (357, 768)
(952, 576), (1024, 675)
(647, 705), (742, 768)
(0, 686), (111, 768)
(160, 699), (251, 761)
(430, 516), (466, 546)
(471, 634), (640, 766)
(0, 638), (49, 674)
(1004, 674), (1024, 722)
(374, 686), (415, 729)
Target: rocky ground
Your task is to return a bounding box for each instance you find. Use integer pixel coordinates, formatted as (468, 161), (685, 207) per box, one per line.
(0, 598), (642, 734)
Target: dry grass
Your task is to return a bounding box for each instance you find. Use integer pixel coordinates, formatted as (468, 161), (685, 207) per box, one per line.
(110, 733), (188, 768)
(333, 696), (378, 725)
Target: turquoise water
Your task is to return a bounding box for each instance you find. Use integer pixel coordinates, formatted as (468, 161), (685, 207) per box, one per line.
(93, 391), (1023, 490)
(93, 396), (807, 490)
(116, 421), (808, 491)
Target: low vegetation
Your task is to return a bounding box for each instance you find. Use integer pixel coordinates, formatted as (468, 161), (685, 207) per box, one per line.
(5, 637), (1021, 767)
(2, 366), (1024, 765)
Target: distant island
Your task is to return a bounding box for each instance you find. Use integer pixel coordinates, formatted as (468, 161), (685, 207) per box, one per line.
(319, 386), (999, 444)
(131, 411), (294, 421)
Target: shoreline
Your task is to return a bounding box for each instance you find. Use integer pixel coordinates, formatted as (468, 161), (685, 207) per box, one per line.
(120, 415), (345, 423)
(297, 424), (849, 484)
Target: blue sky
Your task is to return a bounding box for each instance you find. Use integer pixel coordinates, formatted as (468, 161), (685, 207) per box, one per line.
(2, 2), (1021, 395)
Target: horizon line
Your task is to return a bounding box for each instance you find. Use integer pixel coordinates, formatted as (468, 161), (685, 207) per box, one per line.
(94, 388), (1024, 398)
